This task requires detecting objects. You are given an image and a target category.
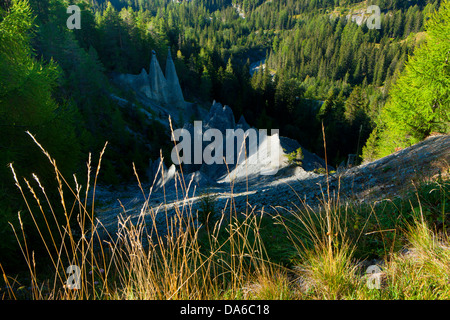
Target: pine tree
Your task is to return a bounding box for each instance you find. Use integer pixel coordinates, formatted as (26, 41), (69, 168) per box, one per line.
(200, 65), (213, 102)
(344, 86), (366, 123)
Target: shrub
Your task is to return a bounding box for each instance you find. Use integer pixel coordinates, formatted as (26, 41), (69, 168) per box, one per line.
(285, 147), (304, 166)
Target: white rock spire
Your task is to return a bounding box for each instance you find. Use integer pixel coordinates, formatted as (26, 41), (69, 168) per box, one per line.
(165, 47), (185, 107)
(148, 50), (169, 104)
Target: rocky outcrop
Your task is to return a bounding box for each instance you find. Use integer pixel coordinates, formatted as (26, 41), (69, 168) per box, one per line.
(203, 101), (236, 133)
(165, 48), (185, 108)
(237, 115), (250, 131)
(173, 101), (328, 183)
(112, 48), (185, 110)
(93, 134), (450, 241)
(148, 50), (169, 105)
(115, 69), (150, 98)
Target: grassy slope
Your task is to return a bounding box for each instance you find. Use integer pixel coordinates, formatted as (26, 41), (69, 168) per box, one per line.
(1, 135), (448, 299)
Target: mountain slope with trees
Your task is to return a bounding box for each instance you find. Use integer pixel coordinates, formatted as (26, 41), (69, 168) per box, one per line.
(363, 0), (450, 160)
(0, 0), (449, 272)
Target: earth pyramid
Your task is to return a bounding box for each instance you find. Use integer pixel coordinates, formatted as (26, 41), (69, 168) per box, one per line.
(115, 48), (185, 109)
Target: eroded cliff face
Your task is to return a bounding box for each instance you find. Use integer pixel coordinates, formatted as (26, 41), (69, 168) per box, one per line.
(164, 49), (185, 108)
(93, 133), (450, 242)
(113, 48), (186, 110)
(174, 101), (328, 182)
(148, 50), (169, 104)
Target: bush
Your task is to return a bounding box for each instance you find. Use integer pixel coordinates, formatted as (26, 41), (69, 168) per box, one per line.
(285, 147), (304, 166)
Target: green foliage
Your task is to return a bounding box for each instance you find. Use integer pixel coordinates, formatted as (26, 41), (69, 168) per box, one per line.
(0, 0), (81, 271)
(72, 0), (438, 167)
(285, 147), (304, 166)
(2, 0), (448, 285)
(22, 0), (165, 185)
(0, 199), (22, 269)
(200, 66), (213, 102)
(313, 167), (327, 174)
(364, 0), (450, 160)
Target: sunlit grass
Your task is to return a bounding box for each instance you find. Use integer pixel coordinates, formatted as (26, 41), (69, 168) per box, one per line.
(0, 133), (449, 300)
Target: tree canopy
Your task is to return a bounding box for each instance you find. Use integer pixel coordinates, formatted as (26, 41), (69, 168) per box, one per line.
(363, 0), (450, 161)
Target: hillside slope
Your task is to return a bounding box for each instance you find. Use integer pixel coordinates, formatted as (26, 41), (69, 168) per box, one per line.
(94, 134), (450, 239)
